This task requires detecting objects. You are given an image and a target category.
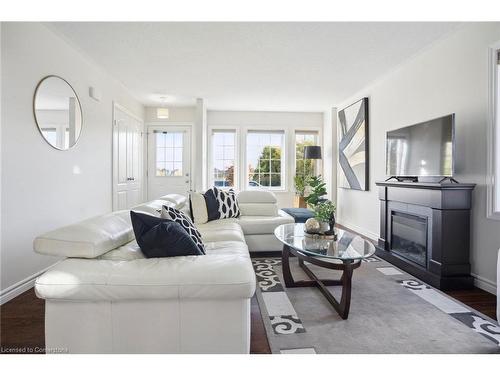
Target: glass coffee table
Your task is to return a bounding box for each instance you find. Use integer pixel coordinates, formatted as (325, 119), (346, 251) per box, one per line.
(274, 223), (375, 319)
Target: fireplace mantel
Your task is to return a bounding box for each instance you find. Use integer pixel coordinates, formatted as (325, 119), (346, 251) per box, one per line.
(375, 181), (476, 290)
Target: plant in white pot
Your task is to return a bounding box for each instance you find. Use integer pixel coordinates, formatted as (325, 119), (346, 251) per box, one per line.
(313, 201), (336, 234)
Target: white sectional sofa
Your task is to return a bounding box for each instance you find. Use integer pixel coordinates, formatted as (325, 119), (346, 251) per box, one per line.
(34, 191), (294, 353)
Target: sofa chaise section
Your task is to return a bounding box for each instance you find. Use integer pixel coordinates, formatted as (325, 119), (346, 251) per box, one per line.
(235, 190), (294, 251)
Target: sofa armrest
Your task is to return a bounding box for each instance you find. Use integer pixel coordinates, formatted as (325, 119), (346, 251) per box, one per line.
(35, 254), (256, 302)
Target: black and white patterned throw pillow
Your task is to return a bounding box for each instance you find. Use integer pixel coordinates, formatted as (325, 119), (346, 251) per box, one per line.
(161, 206), (205, 254)
(211, 186), (240, 219)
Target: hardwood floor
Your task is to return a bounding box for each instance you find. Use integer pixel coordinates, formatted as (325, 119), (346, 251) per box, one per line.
(447, 288), (498, 320)
(0, 288), (271, 354)
(0, 261), (496, 354)
(250, 296), (271, 354)
(1, 288), (44, 354)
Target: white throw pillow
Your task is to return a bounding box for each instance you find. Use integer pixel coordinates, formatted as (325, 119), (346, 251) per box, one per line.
(189, 191), (208, 224)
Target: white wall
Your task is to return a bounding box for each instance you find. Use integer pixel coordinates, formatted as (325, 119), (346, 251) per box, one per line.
(0, 23), (144, 302)
(207, 110), (325, 207)
(335, 23), (500, 294)
(323, 108), (337, 204)
(195, 99), (206, 192)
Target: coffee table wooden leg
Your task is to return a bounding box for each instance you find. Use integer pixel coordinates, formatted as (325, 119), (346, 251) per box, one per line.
(338, 263), (354, 319)
(282, 245), (358, 319)
(298, 260), (355, 319)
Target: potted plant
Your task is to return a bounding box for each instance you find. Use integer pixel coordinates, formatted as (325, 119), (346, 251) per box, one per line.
(304, 175), (327, 208)
(293, 175), (307, 208)
(313, 200), (336, 234)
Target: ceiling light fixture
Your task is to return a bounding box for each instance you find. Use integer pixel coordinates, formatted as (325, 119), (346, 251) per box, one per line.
(157, 96), (169, 119)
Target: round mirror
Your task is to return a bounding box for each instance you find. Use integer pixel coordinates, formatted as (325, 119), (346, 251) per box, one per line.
(33, 76), (83, 150)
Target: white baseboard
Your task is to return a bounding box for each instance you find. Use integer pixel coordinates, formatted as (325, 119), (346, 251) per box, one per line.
(0, 263), (58, 305)
(337, 220), (497, 296)
(471, 273), (497, 295)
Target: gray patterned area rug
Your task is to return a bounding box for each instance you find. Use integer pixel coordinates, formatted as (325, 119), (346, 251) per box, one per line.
(252, 257), (500, 354)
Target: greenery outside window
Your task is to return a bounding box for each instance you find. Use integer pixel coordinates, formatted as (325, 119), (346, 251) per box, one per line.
(247, 131), (284, 189)
(295, 131), (319, 178)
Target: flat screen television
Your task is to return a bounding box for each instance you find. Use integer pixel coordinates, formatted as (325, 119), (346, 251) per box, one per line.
(386, 114), (455, 178)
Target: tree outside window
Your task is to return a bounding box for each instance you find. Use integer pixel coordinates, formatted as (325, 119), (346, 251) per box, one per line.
(295, 132), (318, 178)
(247, 132), (284, 188)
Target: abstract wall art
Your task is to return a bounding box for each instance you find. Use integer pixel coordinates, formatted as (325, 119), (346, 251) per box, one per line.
(338, 97), (369, 190)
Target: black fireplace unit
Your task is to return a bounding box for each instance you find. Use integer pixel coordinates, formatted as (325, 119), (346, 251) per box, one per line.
(375, 181), (476, 290)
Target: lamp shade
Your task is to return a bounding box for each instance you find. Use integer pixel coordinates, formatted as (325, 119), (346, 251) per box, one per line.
(304, 145), (322, 159)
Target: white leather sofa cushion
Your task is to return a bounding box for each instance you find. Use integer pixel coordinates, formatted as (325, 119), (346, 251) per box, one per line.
(205, 241), (249, 257)
(157, 194), (187, 209)
(98, 239), (249, 261)
(35, 255), (256, 301)
(189, 191), (208, 224)
(238, 203), (278, 217)
(131, 200), (172, 217)
(237, 190), (277, 204)
(244, 234), (284, 252)
(98, 240), (145, 261)
(197, 218), (239, 227)
(237, 210), (295, 235)
(197, 221), (245, 243)
(33, 210), (134, 259)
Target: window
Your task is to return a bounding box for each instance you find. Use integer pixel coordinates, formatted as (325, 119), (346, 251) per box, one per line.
(247, 131), (284, 189)
(295, 131), (319, 179)
(155, 131), (183, 176)
(41, 128), (57, 147)
(488, 45), (500, 219)
(64, 128), (70, 149)
(212, 130), (236, 188)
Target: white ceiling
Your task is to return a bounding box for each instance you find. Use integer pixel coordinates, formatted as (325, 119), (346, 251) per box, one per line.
(48, 22), (462, 111)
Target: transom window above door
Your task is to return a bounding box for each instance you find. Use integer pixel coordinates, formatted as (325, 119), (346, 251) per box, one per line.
(247, 131), (285, 189)
(155, 131), (183, 177)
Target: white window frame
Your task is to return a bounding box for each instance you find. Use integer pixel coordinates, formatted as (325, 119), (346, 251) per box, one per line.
(294, 130), (321, 179)
(244, 128), (287, 191)
(206, 124), (323, 193)
(487, 41), (500, 220)
(208, 126), (240, 190)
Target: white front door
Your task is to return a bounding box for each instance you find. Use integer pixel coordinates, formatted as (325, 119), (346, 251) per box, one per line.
(112, 104), (143, 210)
(147, 126), (191, 199)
